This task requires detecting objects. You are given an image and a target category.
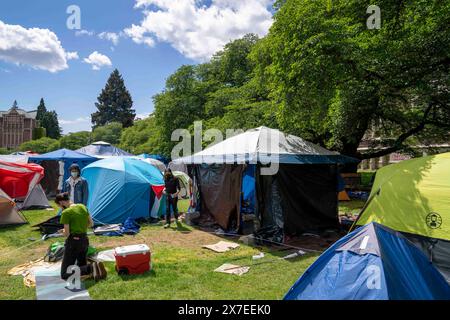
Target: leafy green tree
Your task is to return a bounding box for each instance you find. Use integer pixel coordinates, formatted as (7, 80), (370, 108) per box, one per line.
(148, 1), (449, 162)
(254, 0), (450, 159)
(153, 65), (210, 155)
(19, 137), (60, 154)
(0, 148), (9, 155)
(59, 131), (92, 150)
(33, 127), (46, 140)
(92, 122), (123, 145)
(119, 117), (163, 154)
(152, 35), (264, 156)
(92, 69), (135, 128)
(203, 78), (277, 133)
(208, 34), (259, 87)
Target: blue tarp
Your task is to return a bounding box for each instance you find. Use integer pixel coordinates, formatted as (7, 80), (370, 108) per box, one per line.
(98, 218), (141, 237)
(284, 222), (450, 300)
(29, 149), (98, 182)
(337, 174), (346, 192)
(241, 165), (256, 214)
(82, 157), (164, 224)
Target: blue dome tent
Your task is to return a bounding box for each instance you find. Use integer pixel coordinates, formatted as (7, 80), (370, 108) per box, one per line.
(29, 148), (98, 182)
(82, 157), (165, 224)
(284, 222), (450, 300)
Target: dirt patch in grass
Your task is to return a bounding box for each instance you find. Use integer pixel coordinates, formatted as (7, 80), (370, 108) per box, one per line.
(90, 224), (237, 251)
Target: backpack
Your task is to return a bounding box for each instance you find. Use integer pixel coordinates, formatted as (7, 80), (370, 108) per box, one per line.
(44, 242), (65, 262)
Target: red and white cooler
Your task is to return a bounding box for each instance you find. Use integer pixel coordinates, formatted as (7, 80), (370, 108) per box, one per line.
(114, 244), (151, 275)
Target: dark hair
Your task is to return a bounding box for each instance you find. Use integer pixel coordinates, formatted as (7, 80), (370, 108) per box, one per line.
(164, 168), (173, 179)
(69, 163), (80, 173)
(55, 192), (70, 204)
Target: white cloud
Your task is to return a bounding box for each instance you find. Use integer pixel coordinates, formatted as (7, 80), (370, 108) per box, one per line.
(135, 112), (151, 120)
(134, 0), (153, 8)
(60, 116), (92, 134)
(0, 20), (73, 72)
(76, 29), (123, 46)
(83, 51), (112, 70)
(59, 116), (90, 125)
(66, 51), (79, 60)
(98, 32), (122, 46)
(124, 24), (155, 47)
(125, 0), (274, 61)
(75, 29), (94, 37)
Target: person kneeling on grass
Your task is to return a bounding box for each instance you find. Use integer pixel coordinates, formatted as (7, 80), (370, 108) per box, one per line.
(55, 192), (106, 282)
(163, 169), (181, 228)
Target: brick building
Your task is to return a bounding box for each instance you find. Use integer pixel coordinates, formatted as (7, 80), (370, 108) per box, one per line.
(0, 105), (38, 149)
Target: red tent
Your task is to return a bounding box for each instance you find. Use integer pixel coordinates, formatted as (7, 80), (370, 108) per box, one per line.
(0, 161), (44, 198)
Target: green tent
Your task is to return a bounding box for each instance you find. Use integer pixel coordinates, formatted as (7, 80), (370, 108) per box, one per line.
(356, 152), (450, 281)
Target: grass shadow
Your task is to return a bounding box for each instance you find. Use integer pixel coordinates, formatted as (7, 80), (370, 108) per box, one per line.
(118, 269), (157, 281)
(0, 224), (27, 233)
(172, 223), (192, 233)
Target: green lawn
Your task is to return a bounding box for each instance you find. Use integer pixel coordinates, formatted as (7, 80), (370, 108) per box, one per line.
(359, 170), (376, 188)
(0, 201), (320, 300)
(338, 200), (366, 217)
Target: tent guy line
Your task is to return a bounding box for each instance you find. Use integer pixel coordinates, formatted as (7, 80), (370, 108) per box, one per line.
(0, 229), (62, 259)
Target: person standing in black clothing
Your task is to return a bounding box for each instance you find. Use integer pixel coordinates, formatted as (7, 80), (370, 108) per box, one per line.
(163, 169), (181, 228)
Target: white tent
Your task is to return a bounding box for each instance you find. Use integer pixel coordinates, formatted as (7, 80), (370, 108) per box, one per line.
(76, 141), (133, 158)
(140, 158), (166, 172)
(173, 126), (354, 165)
(0, 154), (29, 164)
(168, 161), (188, 174)
(172, 126), (359, 235)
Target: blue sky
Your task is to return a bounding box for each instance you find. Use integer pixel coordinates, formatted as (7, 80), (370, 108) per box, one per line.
(0, 0), (274, 133)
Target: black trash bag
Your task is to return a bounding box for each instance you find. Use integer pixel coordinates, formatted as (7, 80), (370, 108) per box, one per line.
(253, 225), (284, 245)
(254, 175), (284, 244)
(33, 215), (63, 235)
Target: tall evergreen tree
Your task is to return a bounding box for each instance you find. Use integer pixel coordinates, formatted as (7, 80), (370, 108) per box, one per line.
(40, 110), (61, 139)
(91, 69), (135, 128)
(35, 98), (61, 139)
(36, 98), (47, 121)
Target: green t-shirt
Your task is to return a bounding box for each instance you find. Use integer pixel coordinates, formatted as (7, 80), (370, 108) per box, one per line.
(60, 204), (90, 234)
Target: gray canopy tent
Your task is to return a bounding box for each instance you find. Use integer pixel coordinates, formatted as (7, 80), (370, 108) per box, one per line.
(76, 141), (132, 158)
(174, 126), (359, 240)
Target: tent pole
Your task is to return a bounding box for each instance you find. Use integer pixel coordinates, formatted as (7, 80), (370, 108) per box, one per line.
(348, 187), (380, 233)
